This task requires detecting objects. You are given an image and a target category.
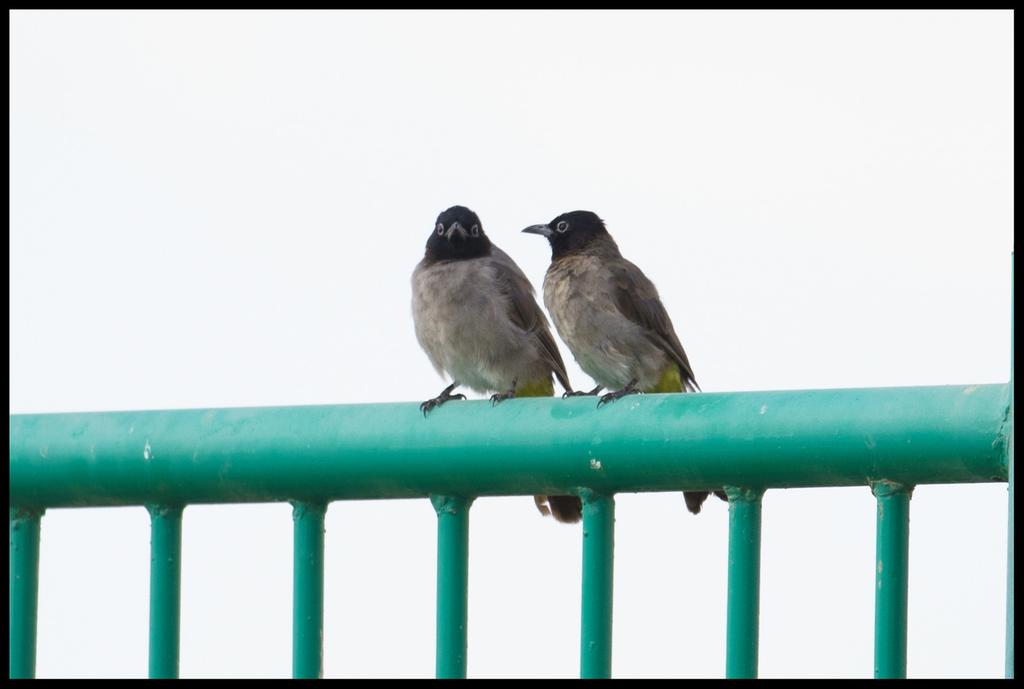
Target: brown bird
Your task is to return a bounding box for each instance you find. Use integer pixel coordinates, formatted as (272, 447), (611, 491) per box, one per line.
(524, 210), (726, 514)
(412, 205), (583, 523)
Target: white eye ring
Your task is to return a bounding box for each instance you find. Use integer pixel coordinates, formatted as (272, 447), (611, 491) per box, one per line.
(556, 221), (569, 233)
(470, 224), (480, 237)
(436, 223), (445, 236)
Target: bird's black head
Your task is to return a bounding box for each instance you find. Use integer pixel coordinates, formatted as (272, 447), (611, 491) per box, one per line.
(425, 205), (492, 262)
(522, 210), (610, 259)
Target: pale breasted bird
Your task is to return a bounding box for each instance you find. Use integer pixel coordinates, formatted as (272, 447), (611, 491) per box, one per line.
(412, 205), (583, 523)
(523, 210), (726, 514)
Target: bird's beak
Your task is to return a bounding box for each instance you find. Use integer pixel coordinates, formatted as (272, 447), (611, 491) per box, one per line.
(522, 224), (554, 238)
(445, 222), (468, 241)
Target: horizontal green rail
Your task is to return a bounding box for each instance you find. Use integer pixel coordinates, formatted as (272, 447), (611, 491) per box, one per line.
(9, 382), (1012, 679)
(9, 384), (1010, 509)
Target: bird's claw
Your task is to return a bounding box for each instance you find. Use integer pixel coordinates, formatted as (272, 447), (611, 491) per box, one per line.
(420, 384), (465, 417)
(596, 379), (641, 408)
(490, 390), (515, 406)
(490, 379), (517, 406)
(562, 385), (603, 399)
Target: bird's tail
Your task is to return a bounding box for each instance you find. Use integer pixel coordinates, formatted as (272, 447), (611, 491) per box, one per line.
(517, 379), (583, 525)
(651, 366), (720, 514)
(684, 490), (729, 514)
(534, 495), (582, 523)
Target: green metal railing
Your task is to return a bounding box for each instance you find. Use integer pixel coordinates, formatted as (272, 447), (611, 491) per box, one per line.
(9, 380), (1014, 679)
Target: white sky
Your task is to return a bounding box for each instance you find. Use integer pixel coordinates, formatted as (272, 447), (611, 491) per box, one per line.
(9, 9), (1013, 678)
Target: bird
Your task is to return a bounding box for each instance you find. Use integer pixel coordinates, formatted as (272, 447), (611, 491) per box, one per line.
(522, 210), (726, 514)
(411, 205), (583, 523)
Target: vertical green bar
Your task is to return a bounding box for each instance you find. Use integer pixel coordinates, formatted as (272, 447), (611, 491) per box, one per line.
(432, 495), (471, 679)
(148, 504), (183, 679)
(1006, 251), (1014, 679)
(872, 482), (911, 679)
(1007, 385), (1015, 680)
(724, 487), (764, 679)
(293, 502), (326, 679)
(9, 508), (42, 679)
(580, 492), (614, 679)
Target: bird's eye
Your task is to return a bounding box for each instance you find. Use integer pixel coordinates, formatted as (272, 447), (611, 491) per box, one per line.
(556, 221), (569, 233)
(470, 225), (480, 237)
(436, 223), (445, 236)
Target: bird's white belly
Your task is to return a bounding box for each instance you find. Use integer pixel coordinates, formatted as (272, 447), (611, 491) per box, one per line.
(412, 259), (530, 394)
(544, 266), (634, 389)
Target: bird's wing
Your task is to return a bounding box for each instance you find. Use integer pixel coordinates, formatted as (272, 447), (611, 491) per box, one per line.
(490, 247), (573, 393)
(609, 258), (700, 392)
